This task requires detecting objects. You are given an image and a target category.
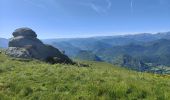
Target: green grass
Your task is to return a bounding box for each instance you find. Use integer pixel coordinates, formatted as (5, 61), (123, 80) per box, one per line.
(0, 53), (170, 100)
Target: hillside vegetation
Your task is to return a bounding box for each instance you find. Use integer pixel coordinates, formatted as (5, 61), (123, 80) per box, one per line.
(0, 53), (170, 100)
(41, 33), (170, 72)
(75, 50), (102, 61)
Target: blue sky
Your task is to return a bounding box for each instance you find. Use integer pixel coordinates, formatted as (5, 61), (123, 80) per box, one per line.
(0, 0), (170, 39)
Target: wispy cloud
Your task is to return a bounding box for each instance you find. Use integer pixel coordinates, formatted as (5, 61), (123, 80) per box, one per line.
(23, 0), (112, 14)
(23, 0), (59, 9)
(23, 0), (46, 8)
(130, 0), (134, 13)
(158, 0), (169, 5)
(89, 0), (112, 14)
(106, 0), (112, 9)
(90, 3), (102, 13)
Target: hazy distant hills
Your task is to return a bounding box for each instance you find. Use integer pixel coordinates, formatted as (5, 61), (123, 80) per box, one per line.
(2, 31), (170, 49)
(1, 31), (170, 71)
(0, 38), (8, 48)
(43, 31), (170, 48)
(75, 50), (102, 61)
(95, 39), (170, 66)
(46, 41), (81, 57)
(42, 32), (170, 71)
(42, 31), (170, 56)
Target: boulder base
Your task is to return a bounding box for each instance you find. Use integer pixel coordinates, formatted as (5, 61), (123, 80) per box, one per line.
(5, 47), (31, 58)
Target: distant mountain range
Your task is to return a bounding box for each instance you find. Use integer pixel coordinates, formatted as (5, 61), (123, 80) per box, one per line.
(95, 39), (170, 66)
(42, 32), (170, 54)
(0, 38), (8, 48)
(43, 32), (170, 49)
(75, 50), (102, 61)
(1, 31), (170, 72)
(42, 32), (170, 72)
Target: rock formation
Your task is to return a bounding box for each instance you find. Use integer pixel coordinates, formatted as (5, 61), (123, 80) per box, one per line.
(5, 27), (73, 64)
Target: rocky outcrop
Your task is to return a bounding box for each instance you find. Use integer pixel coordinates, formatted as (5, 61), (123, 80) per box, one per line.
(6, 27), (73, 64)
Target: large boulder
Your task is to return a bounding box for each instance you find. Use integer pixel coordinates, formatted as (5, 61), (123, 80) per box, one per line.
(6, 28), (73, 64)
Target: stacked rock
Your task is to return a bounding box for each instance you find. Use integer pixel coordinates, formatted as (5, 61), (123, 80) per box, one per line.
(6, 27), (73, 64)
(9, 28), (43, 48)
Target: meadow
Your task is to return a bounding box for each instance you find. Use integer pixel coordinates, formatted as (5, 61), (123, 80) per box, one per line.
(0, 53), (170, 100)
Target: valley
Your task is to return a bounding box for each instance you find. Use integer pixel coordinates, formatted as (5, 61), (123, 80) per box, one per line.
(42, 32), (170, 73)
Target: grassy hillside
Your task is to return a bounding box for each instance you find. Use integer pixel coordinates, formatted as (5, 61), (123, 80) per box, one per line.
(0, 53), (170, 100)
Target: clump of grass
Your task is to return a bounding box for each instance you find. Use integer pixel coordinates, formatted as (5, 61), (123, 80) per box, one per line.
(0, 53), (170, 100)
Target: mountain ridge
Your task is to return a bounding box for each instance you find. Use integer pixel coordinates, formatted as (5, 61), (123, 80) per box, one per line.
(1, 31), (170, 73)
